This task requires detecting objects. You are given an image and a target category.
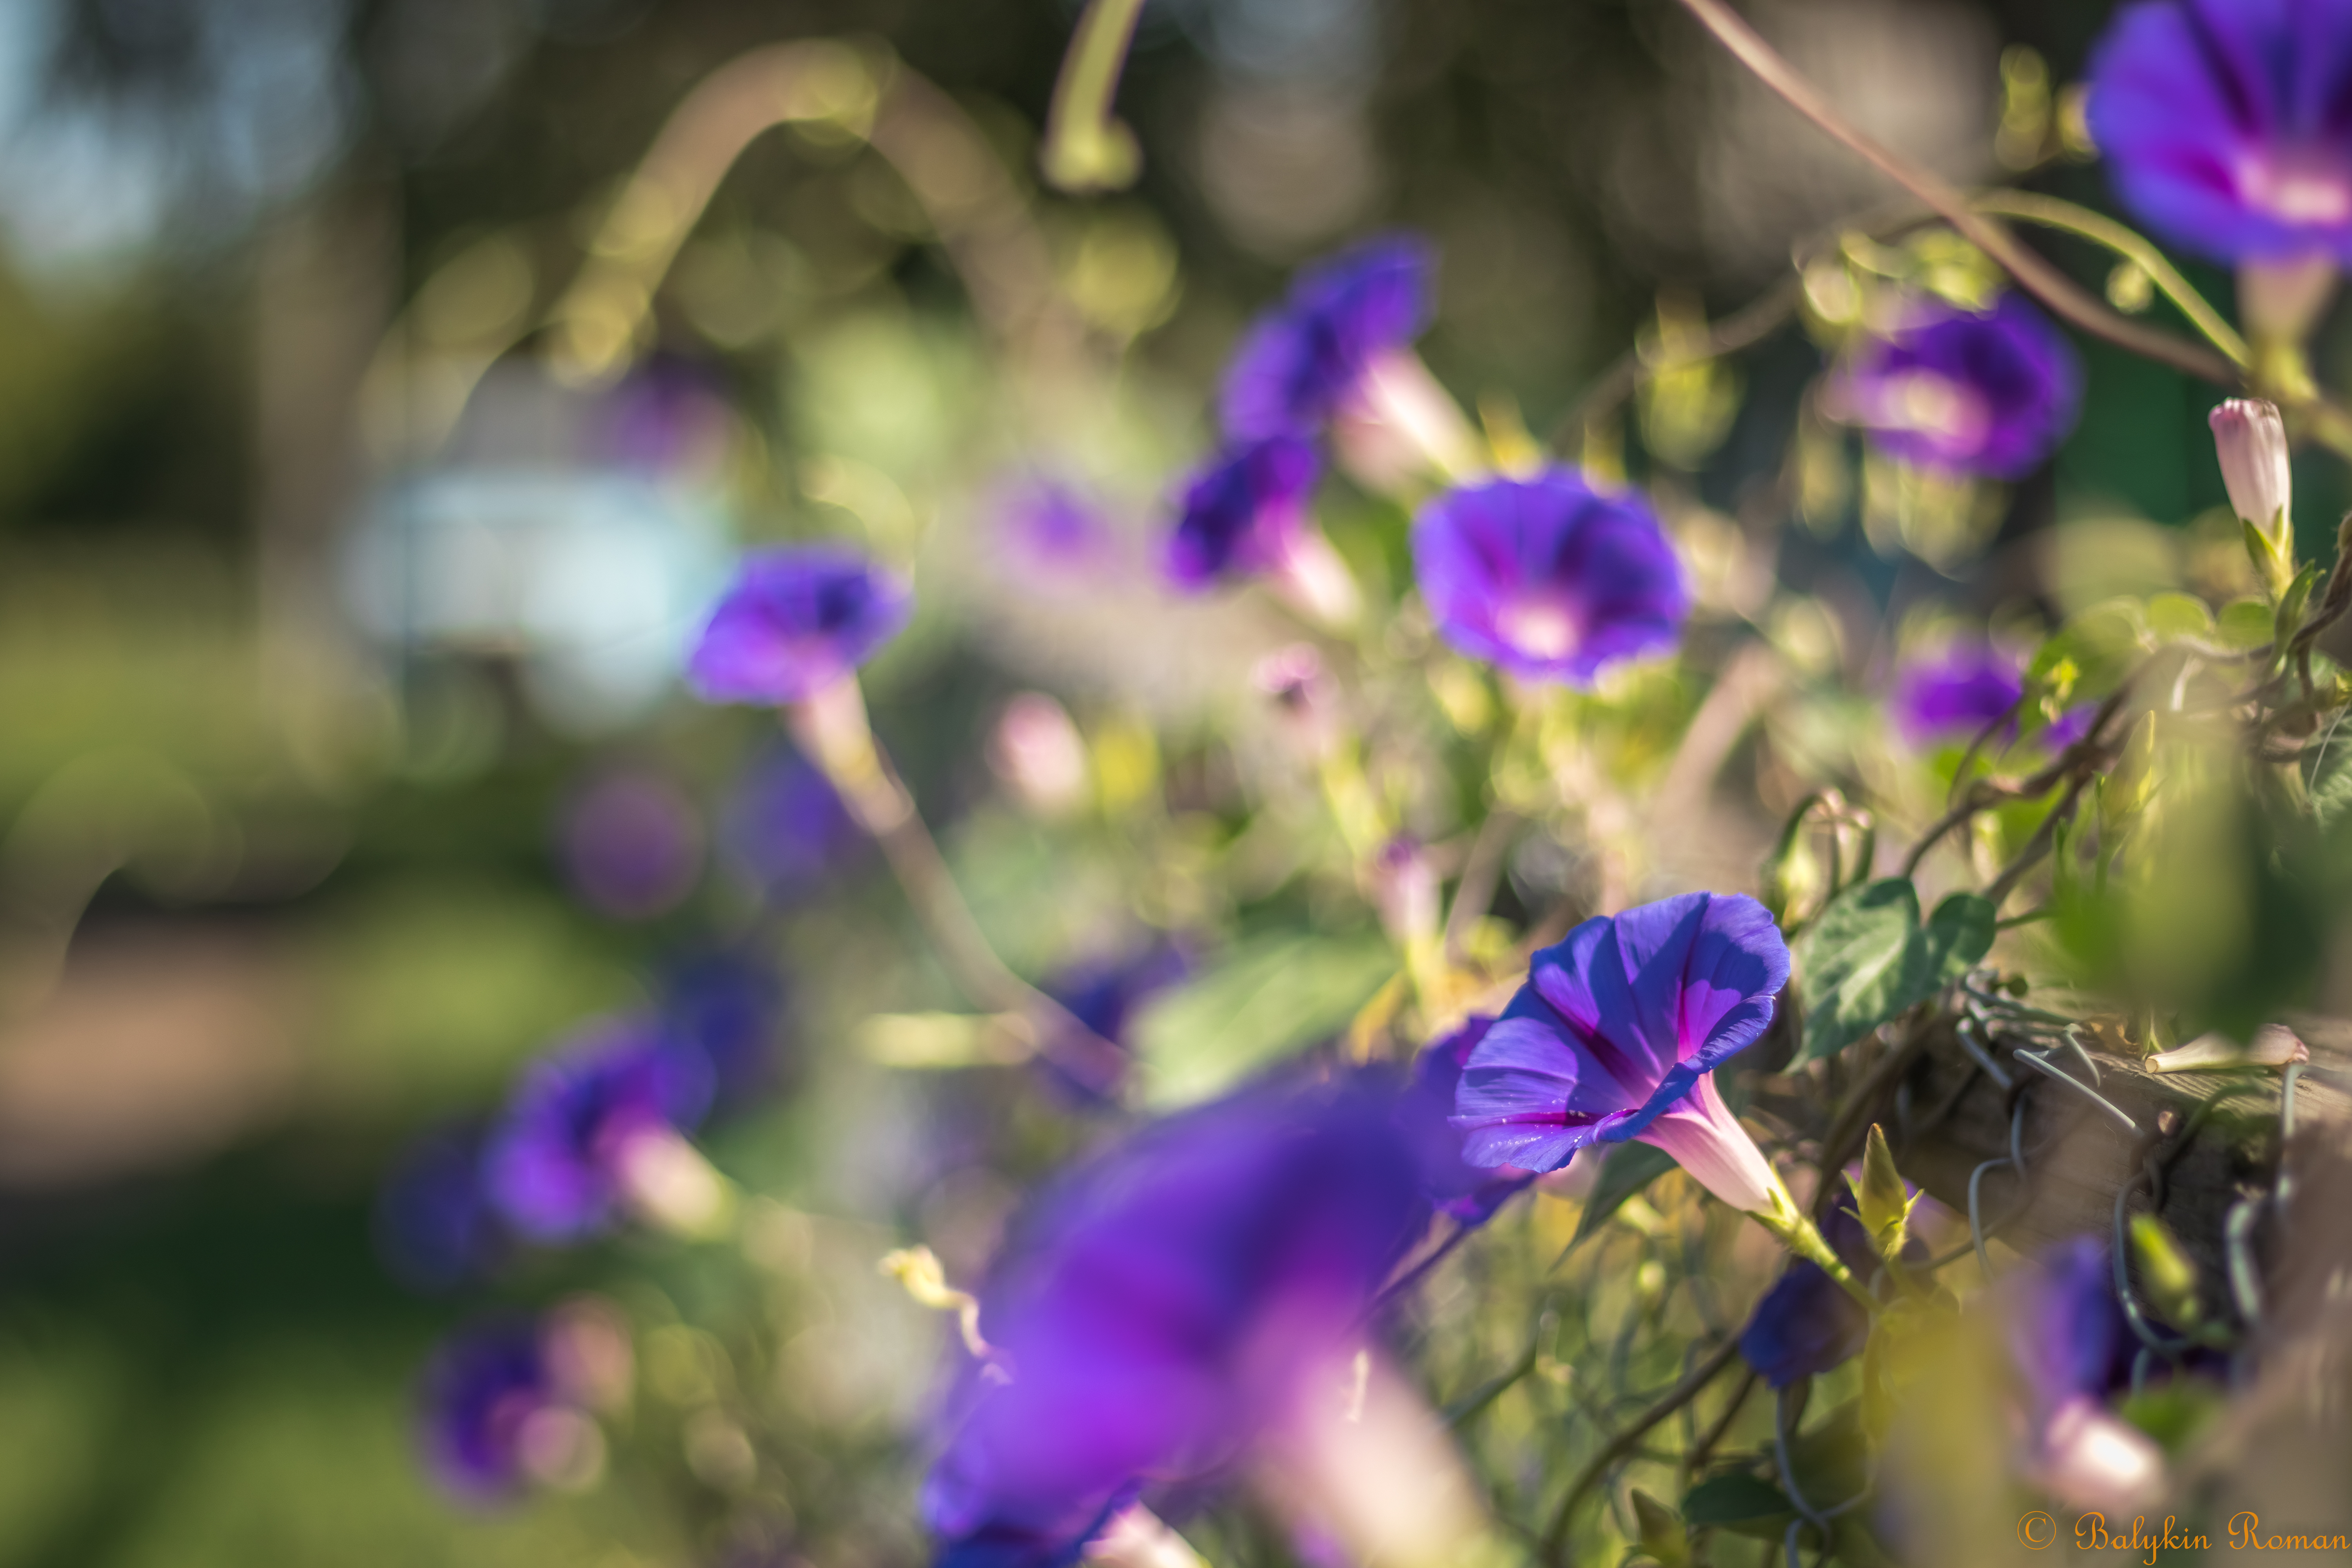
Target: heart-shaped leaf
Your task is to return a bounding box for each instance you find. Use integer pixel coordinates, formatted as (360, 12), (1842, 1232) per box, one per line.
(1791, 878), (1994, 1064)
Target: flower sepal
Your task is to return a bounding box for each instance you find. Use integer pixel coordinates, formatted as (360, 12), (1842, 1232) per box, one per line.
(1753, 1188), (1881, 1318)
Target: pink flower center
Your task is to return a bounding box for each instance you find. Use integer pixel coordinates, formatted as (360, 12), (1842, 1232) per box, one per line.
(1872, 370), (1990, 451)
(1494, 598), (1581, 662)
(2237, 147), (2352, 227)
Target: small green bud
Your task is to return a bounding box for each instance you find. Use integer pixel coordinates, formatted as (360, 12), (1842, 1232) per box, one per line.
(2130, 1214), (2202, 1329)
(1630, 1489), (1691, 1568)
(1848, 1123), (1916, 1261)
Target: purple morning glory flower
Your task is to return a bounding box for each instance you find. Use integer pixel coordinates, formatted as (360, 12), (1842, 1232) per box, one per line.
(2089, 0), (2352, 266)
(2002, 1236), (2166, 1512)
(686, 545), (912, 705)
(1893, 644), (2025, 746)
(1400, 1016), (1537, 1225)
(1166, 436), (1321, 588)
(2007, 1236), (2132, 1410)
(1450, 891), (1791, 1214)
(376, 1123), (503, 1295)
(1830, 294), (2082, 480)
(721, 742), (862, 899)
(481, 1021), (716, 1244)
(419, 1319), (567, 1502)
(1410, 469), (1688, 686)
(920, 1076), (1429, 1568)
(1220, 235), (1434, 443)
(1738, 1192), (1928, 1389)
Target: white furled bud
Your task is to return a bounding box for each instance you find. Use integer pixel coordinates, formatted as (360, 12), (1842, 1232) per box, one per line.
(2210, 398), (2292, 532)
(2209, 397), (2295, 597)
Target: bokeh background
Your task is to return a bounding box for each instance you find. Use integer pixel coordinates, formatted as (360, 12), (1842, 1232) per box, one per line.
(0, 0), (2328, 1564)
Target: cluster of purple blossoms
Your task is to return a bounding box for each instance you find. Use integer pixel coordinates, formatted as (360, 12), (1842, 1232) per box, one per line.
(1410, 470), (1689, 687)
(1450, 891), (1792, 1214)
(1829, 293), (2082, 480)
(920, 1075), (1430, 1568)
(1169, 238), (1435, 592)
(688, 544), (913, 707)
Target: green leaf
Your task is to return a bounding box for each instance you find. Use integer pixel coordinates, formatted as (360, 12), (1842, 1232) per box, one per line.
(1570, 1142), (1681, 1247)
(1134, 934), (1396, 1107)
(1792, 880), (1995, 1063)
(2217, 597), (2275, 652)
(2145, 591), (2215, 642)
(1681, 1471), (1794, 1535)
(2025, 599), (2149, 714)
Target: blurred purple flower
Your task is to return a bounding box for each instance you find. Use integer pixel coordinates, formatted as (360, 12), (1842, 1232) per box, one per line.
(598, 355), (733, 478)
(2007, 1236), (2131, 1410)
(1410, 469), (1688, 686)
(376, 1123), (503, 1295)
(2089, 0), (2352, 266)
(2042, 704), (2098, 751)
(1831, 294), (2081, 479)
(1220, 234), (1434, 442)
(999, 478), (1118, 581)
(1034, 943), (1190, 1105)
(2003, 1237), (2165, 1512)
(1450, 892), (1791, 1214)
(482, 1021), (716, 1243)
(1738, 1190), (1927, 1389)
(419, 1319), (567, 1503)
(722, 742), (862, 899)
(687, 545), (913, 705)
(1401, 1016), (1535, 1225)
(1892, 645), (2024, 746)
(920, 1077), (1429, 1568)
(1167, 436), (1321, 588)
(559, 769), (705, 920)
(659, 949), (788, 1101)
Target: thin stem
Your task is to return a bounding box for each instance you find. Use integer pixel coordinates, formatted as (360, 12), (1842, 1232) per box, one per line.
(1039, 0), (1148, 193)
(1983, 769), (2092, 909)
(1756, 1202), (1879, 1315)
(806, 688), (1128, 1087)
(1442, 806), (1519, 965)
(1550, 276), (1805, 449)
(1671, 0), (2238, 389)
(1968, 190), (2250, 368)
(1683, 1366), (1760, 1481)
(1541, 1334), (1744, 1564)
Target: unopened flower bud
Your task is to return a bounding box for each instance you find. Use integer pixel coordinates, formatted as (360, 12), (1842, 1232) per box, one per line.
(1849, 1123), (1916, 1262)
(989, 693), (1091, 817)
(2209, 397), (2295, 598)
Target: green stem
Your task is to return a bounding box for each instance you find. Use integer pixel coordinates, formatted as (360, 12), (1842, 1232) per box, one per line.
(1754, 1197), (1880, 1316)
(1040, 0), (1147, 193)
(1967, 189), (2250, 369)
